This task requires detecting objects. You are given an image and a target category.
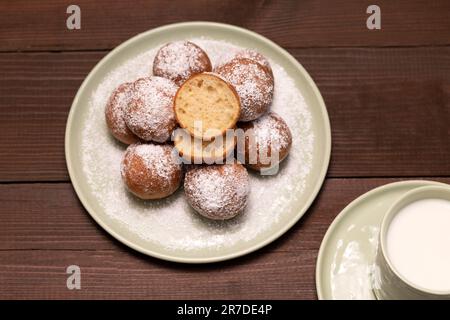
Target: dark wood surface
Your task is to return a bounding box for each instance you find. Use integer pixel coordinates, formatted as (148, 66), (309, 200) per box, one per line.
(1, 0), (449, 51)
(0, 0), (449, 299)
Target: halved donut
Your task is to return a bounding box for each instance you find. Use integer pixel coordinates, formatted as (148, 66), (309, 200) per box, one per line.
(174, 73), (240, 141)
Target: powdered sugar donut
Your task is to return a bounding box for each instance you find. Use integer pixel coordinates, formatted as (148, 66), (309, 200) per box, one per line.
(235, 49), (273, 78)
(121, 143), (183, 200)
(153, 41), (212, 86)
(215, 58), (274, 122)
(105, 82), (139, 145)
(237, 112), (292, 171)
(184, 162), (250, 220)
(124, 77), (178, 143)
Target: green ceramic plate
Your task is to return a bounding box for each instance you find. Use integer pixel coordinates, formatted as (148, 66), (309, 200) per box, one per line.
(316, 180), (446, 299)
(65, 22), (331, 263)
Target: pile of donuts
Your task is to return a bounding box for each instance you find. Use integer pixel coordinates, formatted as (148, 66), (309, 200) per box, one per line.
(105, 41), (292, 220)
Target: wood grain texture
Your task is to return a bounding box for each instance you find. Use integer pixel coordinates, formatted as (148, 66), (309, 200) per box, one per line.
(0, 52), (101, 181)
(0, 178), (448, 299)
(0, 0), (449, 51)
(0, 48), (449, 181)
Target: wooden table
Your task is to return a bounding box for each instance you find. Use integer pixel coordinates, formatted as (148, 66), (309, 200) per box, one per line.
(0, 0), (449, 299)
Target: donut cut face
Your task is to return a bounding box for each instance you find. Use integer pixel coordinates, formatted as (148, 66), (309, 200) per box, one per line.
(174, 73), (241, 140)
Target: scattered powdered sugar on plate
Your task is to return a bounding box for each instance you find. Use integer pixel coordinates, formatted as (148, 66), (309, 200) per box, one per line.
(81, 39), (314, 251)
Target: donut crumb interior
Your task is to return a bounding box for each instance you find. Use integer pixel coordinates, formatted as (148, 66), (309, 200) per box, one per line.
(175, 73), (240, 140)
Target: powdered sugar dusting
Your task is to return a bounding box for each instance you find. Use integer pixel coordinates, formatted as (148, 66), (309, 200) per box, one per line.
(81, 39), (314, 251)
(216, 58), (274, 121)
(153, 41), (211, 85)
(252, 112), (291, 154)
(124, 77), (178, 142)
(124, 143), (173, 181)
(105, 83), (133, 134)
(184, 164), (250, 220)
(235, 49), (273, 75)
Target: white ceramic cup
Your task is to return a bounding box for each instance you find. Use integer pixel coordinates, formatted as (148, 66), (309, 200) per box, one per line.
(373, 185), (450, 300)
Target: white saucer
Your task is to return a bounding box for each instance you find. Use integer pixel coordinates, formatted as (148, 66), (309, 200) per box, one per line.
(316, 180), (446, 300)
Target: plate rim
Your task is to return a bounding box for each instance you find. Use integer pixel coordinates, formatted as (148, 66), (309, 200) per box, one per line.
(65, 21), (332, 264)
(315, 180), (446, 299)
